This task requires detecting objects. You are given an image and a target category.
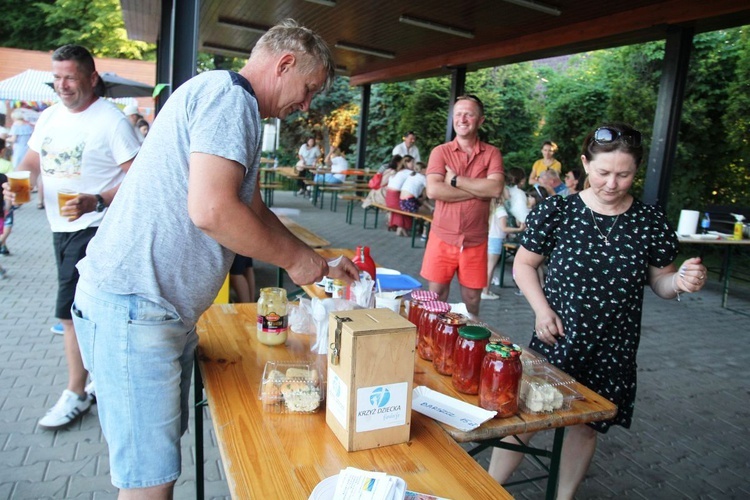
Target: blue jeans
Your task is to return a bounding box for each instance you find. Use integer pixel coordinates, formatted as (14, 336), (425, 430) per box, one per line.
(313, 173), (343, 184)
(72, 280), (198, 489)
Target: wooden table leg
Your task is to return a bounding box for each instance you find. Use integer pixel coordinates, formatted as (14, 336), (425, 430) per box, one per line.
(194, 352), (205, 500)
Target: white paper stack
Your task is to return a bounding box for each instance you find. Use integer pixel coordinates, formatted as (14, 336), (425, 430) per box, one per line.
(324, 468), (406, 500)
(412, 386), (496, 432)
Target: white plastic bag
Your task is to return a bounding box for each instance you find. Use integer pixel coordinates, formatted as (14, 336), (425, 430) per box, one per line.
(310, 298), (361, 354)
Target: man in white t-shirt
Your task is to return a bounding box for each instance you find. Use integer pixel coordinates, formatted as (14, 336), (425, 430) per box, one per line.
(392, 131), (421, 162)
(3, 45), (140, 430)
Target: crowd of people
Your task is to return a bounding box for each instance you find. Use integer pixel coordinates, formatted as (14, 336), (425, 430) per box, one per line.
(1, 18), (710, 500)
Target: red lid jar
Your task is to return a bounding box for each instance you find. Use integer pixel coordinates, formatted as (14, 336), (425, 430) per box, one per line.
(452, 325), (491, 394)
(479, 342), (523, 418)
(417, 301), (451, 361)
(407, 290), (439, 327)
(432, 312), (467, 375)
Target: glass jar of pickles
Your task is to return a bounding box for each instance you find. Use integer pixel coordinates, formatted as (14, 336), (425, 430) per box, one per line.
(452, 325), (491, 394)
(432, 312), (467, 375)
(417, 301), (451, 361)
(256, 287), (288, 346)
(479, 342), (523, 418)
(407, 290), (439, 327)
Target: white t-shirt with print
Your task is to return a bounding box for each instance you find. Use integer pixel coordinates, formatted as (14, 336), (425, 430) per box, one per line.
(28, 98), (140, 232)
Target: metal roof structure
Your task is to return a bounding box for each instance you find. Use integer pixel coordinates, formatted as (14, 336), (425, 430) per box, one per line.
(120, 0), (750, 86)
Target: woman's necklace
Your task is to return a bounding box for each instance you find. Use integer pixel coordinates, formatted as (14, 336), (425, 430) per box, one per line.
(590, 208), (620, 246)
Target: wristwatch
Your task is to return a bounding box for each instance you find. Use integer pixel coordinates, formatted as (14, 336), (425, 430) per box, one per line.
(450, 175), (458, 188)
(95, 194), (106, 213)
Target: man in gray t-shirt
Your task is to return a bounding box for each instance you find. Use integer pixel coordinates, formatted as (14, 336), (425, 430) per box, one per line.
(72, 20), (358, 496)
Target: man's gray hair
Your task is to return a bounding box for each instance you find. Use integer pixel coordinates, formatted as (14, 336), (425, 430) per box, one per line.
(252, 18), (335, 91)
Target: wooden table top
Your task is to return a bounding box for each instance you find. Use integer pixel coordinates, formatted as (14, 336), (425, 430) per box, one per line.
(196, 304), (512, 500)
(278, 215), (330, 249)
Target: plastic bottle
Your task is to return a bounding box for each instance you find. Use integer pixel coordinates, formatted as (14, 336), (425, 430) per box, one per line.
(352, 245), (376, 280)
(700, 212), (710, 234)
(731, 213), (745, 240)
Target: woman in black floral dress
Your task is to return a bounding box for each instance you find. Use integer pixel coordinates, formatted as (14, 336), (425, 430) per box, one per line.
(488, 123), (708, 499)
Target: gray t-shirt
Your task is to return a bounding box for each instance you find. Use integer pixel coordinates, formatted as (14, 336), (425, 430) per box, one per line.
(78, 71), (261, 327)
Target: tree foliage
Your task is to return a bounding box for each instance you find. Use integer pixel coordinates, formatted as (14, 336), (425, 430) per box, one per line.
(0, 0), (155, 59)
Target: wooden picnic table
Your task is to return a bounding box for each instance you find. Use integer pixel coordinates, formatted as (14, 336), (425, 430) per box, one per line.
(678, 235), (750, 313)
(195, 303), (513, 500)
(278, 215), (330, 248)
(275, 216), (330, 288)
(195, 302), (616, 499)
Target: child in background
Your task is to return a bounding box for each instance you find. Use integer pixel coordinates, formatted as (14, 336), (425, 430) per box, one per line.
(0, 139), (14, 259)
(482, 197), (526, 300)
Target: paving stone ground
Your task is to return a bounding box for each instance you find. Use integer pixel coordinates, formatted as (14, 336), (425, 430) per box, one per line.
(1, 190), (748, 499)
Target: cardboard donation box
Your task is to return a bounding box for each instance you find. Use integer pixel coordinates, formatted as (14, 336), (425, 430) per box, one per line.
(326, 308), (416, 451)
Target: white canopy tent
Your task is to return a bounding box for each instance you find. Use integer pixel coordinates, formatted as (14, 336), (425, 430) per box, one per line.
(0, 69), (138, 106)
(0, 69), (58, 102)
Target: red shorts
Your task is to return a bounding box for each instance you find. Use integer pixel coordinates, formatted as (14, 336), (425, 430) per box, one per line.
(420, 234), (488, 290)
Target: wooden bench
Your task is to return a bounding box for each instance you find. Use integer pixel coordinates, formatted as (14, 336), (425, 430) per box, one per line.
(364, 202), (433, 248)
(339, 195), (364, 224)
(259, 183), (283, 206)
(498, 242), (519, 288)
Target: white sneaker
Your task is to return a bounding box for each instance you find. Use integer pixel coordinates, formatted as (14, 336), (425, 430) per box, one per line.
(38, 390), (93, 430)
(491, 275), (500, 286)
(85, 380), (96, 403)
(481, 291), (500, 300)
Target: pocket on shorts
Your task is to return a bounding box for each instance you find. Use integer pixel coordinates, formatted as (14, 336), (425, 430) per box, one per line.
(71, 303), (96, 372)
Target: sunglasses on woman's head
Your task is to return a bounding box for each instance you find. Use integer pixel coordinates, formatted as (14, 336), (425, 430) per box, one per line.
(594, 127), (642, 147)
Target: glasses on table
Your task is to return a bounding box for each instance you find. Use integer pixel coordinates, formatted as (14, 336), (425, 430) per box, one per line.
(593, 127), (642, 147)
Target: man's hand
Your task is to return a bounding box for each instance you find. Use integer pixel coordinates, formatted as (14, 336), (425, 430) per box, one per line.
(444, 166), (457, 186)
(1, 182), (14, 205)
(327, 257), (360, 284)
(285, 249), (329, 286)
(60, 194), (98, 221)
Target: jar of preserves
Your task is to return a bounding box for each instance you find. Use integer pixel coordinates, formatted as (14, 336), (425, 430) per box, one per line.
(479, 342), (523, 418)
(256, 287), (288, 346)
(417, 301), (450, 361)
(407, 290), (439, 327)
(452, 325), (491, 394)
(432, 312), (467, 375)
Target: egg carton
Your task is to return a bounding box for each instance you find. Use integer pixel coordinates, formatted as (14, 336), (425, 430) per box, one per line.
(259, 361), (325, 413)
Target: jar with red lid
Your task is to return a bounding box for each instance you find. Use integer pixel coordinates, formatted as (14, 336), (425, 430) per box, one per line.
(479, 342), (523, 418)
(452, 325), (491, 394)
(407, 290), (439, 327)
(432, 312), (467, 375)
(417, 301), (450, 361)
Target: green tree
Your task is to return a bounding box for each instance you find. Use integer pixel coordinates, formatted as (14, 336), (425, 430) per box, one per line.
(0, 0), (58, 50)
(0, 0), (156, 59)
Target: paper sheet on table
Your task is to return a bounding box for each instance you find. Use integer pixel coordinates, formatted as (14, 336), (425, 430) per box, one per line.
(333, 467), (406, 500)
(412, 386), (496, 432)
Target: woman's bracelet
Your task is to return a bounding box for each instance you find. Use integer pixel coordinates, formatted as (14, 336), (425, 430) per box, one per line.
(671, 273), (682, 302)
